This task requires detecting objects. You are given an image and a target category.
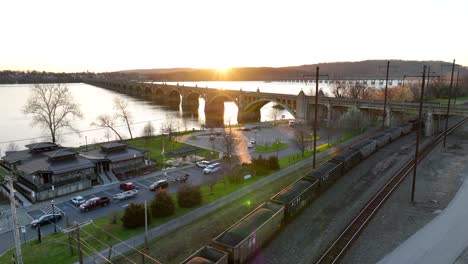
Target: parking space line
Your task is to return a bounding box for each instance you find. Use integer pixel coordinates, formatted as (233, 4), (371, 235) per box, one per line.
(102, 190), (115, 197)
(134, 181), (150, 188)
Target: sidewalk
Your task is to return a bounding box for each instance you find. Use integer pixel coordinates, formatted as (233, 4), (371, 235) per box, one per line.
(83, 129), (377, 263)
(378, 175), (468, 264)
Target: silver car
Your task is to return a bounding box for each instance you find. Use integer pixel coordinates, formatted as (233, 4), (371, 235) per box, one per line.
(203, 163), (221, 174)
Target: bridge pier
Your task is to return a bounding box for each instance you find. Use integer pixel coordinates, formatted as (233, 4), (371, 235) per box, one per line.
(238, 108), (261, 124)
(204, 102), (225, 128)
(425, 111), (434, 136)
(296, 91), (311, 124)
(385, 106), (392, 127)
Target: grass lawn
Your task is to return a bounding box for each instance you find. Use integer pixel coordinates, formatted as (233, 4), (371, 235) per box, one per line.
(255, 142), (288, 152)
(0, 166), (7, 176)
(0, 129), (364, 264)
(126, 136), (217, 167)
(114, 158), (328, 264)
(430, 96), (468, 104)
(279, 129), (364, 168)
(0, 174), (266, 264)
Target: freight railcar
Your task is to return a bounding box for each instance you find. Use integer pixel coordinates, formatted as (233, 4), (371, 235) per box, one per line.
(350, 139), (377, 159)
(331, 149), (361, 173)
(211, 202), (285, 264)
(385, 127), (403, 141)
(270, 177), (319, 220)
(304, 161), (343, 189)
(369, 132), (391, 148)
(181, 246), (228, 264)
(399, 123), (413, 134)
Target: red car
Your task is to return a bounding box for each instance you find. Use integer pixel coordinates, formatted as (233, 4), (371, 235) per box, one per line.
(79, 197), (110, 212)
(120, 182), (138, 191)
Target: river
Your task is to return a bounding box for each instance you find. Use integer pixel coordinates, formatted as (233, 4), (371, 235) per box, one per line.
(0, 82), (299, 153)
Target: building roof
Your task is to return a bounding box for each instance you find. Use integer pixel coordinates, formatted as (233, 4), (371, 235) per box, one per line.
(25, 142), (58, 151)
(99, 142), (128, 151)
(2, 149), (31, 164)
(82, 146), (146, 163)
(18, 155), (95, 175)
(43, 149), (77, 159)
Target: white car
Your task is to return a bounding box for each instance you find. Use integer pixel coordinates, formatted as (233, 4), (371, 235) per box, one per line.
(203, 163), (221, 174)
(196, 160), (211, 168)
(149, 179), (169, 191)
(112, 189), (139, 201)
(70, 196), (86, 206)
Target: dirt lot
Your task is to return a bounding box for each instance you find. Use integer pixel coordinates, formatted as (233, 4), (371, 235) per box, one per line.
(343, 121), (468, 264)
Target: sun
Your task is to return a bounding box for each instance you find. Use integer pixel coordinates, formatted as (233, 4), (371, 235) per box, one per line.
(215, 66), (231, 73)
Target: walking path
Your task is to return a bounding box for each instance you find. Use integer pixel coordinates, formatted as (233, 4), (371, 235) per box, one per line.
(82, 129), (377, 263)
(378, 177), (468, 264)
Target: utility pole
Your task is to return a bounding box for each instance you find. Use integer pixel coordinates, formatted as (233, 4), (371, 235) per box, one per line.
(411, 66), (427, 203)
(303, 69), (328, 169)
(454, 66), (460, 105)
(62, 220), (93, 264)
(443, 59), (456, 147)
(144, 200), (148, 250)
(6, 174), (23, 264)
(382, 61), (390, 128)
(76, 223), (83, 264)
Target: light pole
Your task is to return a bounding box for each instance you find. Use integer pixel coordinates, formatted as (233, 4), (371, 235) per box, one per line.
(276, 138), (279, 158)
(133, 154), (137, 173)
(51, 200), (56, 233)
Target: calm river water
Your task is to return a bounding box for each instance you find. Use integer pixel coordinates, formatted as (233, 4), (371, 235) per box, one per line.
(0, 82), (300, 153)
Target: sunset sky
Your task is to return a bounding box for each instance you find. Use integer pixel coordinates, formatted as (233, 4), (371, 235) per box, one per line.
(1, 0), (467, 72)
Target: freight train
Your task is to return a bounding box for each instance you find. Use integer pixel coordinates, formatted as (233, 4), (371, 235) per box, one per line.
(182, 122), (416, 264)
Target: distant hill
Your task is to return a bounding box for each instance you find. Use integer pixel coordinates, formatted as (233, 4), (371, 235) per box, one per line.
(118, 60), (467, 81)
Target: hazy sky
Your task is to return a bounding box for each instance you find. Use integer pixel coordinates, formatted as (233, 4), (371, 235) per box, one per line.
(1, 0), (467, 72)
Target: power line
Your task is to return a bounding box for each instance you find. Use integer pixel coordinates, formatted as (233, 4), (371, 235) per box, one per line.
(80, 228), (136, 264)
(90, 222), (162, 264)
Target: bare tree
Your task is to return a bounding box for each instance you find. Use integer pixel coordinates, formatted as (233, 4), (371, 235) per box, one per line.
(346, 82), (369, 99)
(161, 119), (178, 151)
(293, 123), (309, 157)
(330, 82), (347, 98)
(91, 114), (123, 140)
(270, 104), (284, 125)
(6, 142), (19, 152)
(142, 121), (155, 143)
(219, 127), (237, 168)
(113, 97), (133, 139)
(23, 83), (83, 144)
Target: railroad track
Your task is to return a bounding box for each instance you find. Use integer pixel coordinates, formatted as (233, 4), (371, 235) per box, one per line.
(315, 117), (468, 264)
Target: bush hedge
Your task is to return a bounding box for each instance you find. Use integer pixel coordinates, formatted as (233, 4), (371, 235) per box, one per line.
(121, 203), (147, 228)
(177, 184), (202, 208)
(151, 192), (175, 217)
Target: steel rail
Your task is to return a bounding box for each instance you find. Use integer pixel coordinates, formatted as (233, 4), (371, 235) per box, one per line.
(315, 117), (468, 264)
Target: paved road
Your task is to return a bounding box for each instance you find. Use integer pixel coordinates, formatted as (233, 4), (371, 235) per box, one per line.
(179, 123), (344, 163)
(0, 162), (227, 255)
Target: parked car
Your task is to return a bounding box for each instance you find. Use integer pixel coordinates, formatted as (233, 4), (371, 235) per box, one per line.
(149, 179), (169, 191)
(203, 163), (221, 174)
(215, 130), (222, 136)
(196, 160), (211, 168)
(250, 139), (256, 144)
(237, 127), (251, 131)
(112, 189), (139, 201)
(209, 135), (215, 140)
(30, 213), (63, 227)
(79, 197), (110, 212)
(70, 196), (86, 206)
(120, 182), (138, 191)
(247, 142), (255, 149)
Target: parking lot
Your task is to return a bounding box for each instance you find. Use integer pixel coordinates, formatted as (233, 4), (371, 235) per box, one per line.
(16, 163), (225, 241)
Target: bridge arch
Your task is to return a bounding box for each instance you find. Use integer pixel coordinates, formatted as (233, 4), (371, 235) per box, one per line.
(242, 98), (296, 118)
(207, 94), (239, 107)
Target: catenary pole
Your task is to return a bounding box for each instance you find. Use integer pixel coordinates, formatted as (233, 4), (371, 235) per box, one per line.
(443, 59), (456, 147)
(411, 66), (427, 203)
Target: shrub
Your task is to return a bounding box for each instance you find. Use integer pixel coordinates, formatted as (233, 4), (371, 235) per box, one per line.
(267, 156), (280, 170)
(151, 192), (175, 217)
(177, 184), (202, 208)
(121, 203), (147, 228)
(226, 165), (253, 184)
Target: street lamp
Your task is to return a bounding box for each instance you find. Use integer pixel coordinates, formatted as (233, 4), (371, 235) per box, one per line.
(133, 154), (137, 173)
(51, 200), (56, 233)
